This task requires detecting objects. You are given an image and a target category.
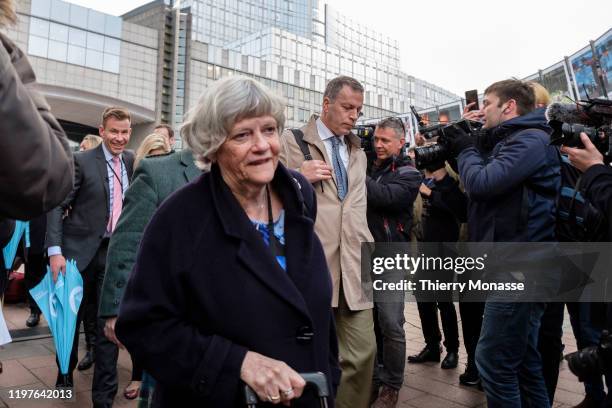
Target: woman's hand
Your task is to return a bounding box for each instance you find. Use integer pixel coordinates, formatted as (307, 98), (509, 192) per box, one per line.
(419, 183), (432, 197)
(240, 351), (306, 405)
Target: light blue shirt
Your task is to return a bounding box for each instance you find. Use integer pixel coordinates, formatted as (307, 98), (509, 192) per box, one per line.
(48, 143), (128, 257)
(316, 118), (349, 169)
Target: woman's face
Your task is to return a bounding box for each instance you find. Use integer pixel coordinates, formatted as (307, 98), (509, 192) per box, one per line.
(216, 115), (280, 190)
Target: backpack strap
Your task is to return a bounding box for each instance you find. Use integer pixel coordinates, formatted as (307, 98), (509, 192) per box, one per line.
(290, 129), (312, 161)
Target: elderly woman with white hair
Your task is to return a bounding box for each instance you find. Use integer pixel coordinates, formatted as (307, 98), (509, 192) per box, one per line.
(116, 76), (340, 407)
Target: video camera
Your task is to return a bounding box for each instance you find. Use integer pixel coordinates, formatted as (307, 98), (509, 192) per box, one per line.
(546, 97), (612, 161)
(355, 124), (376, 155)
(410, 105), (482, 170)
(566, 330), (612, 383)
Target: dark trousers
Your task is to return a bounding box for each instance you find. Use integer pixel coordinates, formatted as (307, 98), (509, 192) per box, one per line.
(24, 252), (46, 314)
(538, 302), (565, 403)
(476, 301), (549, 408)
(417, 301), (459, 352)
(567, 302), (609, 402)
(373, 300), (406, 389)
(92, 242), (118, 408)
(459, 301), (484, 365)
(130, 353), (143, 381)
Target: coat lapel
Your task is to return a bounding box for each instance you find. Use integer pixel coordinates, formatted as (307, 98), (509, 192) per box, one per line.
(209, 164), (312, 320)
(124, 151), (135, 180)
(275, 175), (315, 299)
(180, 149), (202, 182)
(345, 133), (362, 193)
(303, 115), (332, 165)
(95, 145), (110, 213)
(302, 115), (338, 191)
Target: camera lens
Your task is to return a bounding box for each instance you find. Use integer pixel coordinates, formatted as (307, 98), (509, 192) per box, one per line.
(414, 144), (448, 170)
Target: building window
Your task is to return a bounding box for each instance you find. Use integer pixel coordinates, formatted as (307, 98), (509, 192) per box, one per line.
(28, 35), (48, 58)
(28, 9), (122, 74)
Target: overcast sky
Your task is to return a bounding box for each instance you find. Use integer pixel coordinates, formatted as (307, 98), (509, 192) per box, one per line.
(68, 0), (612, 96)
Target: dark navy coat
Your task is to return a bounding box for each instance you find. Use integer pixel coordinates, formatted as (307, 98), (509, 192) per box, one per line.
(116, 162), (340, 407)
(458, 108), (561, 242)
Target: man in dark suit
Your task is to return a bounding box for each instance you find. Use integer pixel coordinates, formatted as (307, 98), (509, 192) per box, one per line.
(46, 107), (134, 397)
(98, 148), (201, 404)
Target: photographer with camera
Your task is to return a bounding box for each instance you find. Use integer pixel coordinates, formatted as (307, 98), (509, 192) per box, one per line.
(563, 133), (612, 408)
(439, 79), (561, 407)
(563, 133), (612, 223)
(408, 160), (466, 373)
(365, 117), (421, 408)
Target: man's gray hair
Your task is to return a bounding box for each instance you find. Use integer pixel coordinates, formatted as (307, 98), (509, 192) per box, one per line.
(181, 76), (286, 169)
(323, 76), (364, 102)
(376, 117), (405, 140)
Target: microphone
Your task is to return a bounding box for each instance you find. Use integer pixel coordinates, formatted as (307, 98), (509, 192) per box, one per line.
(545, 103), (593, 126)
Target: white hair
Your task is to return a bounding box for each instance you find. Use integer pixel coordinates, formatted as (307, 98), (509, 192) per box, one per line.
(181, 76), (286, 170)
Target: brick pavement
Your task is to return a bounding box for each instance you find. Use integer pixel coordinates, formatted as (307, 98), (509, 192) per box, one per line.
(0, 302), (588, 407)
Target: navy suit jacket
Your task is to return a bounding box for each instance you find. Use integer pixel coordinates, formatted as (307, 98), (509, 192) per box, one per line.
(116, 163), (340, 407)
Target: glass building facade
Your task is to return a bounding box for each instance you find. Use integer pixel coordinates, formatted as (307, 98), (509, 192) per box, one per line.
(28, 0), (123, 73)
(182, 0), (324, 47)
(14, 0), (461, 148)
(172, 0), (458, 131)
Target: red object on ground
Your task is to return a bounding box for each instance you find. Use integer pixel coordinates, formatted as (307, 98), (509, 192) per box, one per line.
(4, 270), (26, 304)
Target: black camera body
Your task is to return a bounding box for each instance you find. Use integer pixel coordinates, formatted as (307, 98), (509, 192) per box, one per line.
(547, 98), (612, 161)
(354, 124), (377, 165)
(355, 124), (376, 155)
(566, 330), (612, 383)
(413, 119), (481, 170)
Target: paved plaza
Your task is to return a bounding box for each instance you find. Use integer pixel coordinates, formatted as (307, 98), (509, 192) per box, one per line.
(0, 302), (587, 407)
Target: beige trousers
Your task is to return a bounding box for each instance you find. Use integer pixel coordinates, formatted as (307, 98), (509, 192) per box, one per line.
(333, 288), (376, 408)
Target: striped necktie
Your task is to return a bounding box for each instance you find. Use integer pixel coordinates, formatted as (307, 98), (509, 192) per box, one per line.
(330, 136), (348, 200)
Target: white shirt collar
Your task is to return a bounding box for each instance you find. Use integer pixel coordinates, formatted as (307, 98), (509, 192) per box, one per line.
(101, 142), (122, 162)
(316, 118), (344, 145)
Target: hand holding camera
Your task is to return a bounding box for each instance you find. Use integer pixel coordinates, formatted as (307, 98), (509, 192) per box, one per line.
(561, 132), (605, 173)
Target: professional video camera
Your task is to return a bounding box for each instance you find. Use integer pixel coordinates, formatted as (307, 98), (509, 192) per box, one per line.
(354, 124), (376, 155)
(409, 106), (446, 140)
(409, 105), (482, 170)
(413, 123), (481, 171)
(546, 97), (612, 161)
(566, 330), (612, 383)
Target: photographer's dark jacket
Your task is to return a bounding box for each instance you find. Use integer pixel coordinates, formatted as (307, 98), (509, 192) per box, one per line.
(458, 109), (561, 242)
(421, 174), (467, 242)
(366, 154), (422, 242)
(581, 163), (612, 239)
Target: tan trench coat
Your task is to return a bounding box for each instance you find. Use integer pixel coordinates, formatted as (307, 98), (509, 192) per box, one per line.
(280, 115), (374, 311)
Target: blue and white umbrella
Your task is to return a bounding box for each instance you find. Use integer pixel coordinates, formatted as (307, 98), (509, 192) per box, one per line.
(2, 220), (29, 270)
(29, 260), (83, 374)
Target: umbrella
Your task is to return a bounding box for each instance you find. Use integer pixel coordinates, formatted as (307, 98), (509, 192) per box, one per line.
(2, 220), (29, 270)
(29, 259), (83, 374)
